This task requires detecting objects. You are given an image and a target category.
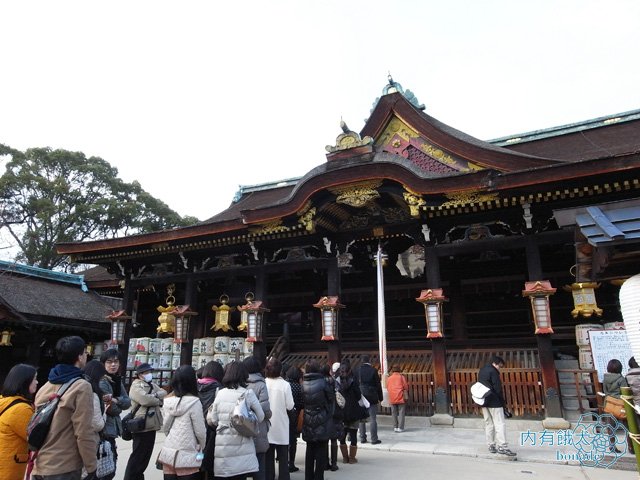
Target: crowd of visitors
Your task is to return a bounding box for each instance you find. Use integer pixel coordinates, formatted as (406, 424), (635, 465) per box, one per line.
(0, 336), (412, 480)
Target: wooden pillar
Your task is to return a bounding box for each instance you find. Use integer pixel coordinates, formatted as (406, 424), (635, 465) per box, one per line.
(26, 330), (43, 367)
(119, 275), (134, 375)
(253, 269), (268, 363)
(525, 236), (564, 420)
(180, 277), (197, 367)
(449, 277), (467, 341)
(425, 246), (451, 419)
(327, 256), (341, 365)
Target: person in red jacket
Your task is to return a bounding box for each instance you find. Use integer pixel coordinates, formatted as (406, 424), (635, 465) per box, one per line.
(386, 365), (408, 432)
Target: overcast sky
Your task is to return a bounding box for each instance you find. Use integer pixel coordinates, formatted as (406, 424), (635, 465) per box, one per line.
(1, 0), (639, 226)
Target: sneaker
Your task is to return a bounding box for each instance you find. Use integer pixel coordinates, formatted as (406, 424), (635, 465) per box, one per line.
(394, 428), (399, 432)
(361, 438), (368, 444)
(488, 445), (497, 453)
(288, 466), (300, 472)
(497, 447), (517, 457)
(330, 465), (339, 471)
(372, 440), (382, 445)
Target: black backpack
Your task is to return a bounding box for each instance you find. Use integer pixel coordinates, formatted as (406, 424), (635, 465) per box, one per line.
(27, 377), (82, 451)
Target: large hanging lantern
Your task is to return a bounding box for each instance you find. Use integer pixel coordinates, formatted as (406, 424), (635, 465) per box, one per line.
(238, 298), (269, 342)
(173, 305), (198, 344)
(522, 281), (556, 334)
(107, 310), (131, 345)
(0, 329), (14, 347)
(621, 274), (640, 361)
(313, 296), (345, 341)
(416, 289), (447, 339)
(157, 284), (177, 333)
(568, 282), (603, 318)
(211, 294), (235, 332)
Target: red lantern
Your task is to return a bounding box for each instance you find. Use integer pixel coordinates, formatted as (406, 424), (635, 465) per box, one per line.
(416, 289), (447, 339)
(313, 296), (345, 341)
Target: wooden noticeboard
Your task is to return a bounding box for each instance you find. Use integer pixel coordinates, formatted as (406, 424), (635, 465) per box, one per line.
(588, 329), (633, 382)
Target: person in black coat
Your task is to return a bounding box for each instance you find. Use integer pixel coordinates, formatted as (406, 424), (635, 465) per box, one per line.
(477, 355), (516, 457)
(336, 359), (367, 464)
(286, 366), (304, 473)
(302, 359), (334, 480)
(357, 354), (383, 444)
(197, 360), (224, 479)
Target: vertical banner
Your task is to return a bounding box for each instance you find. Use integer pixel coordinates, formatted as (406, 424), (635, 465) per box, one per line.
(376, 243), (390, 407)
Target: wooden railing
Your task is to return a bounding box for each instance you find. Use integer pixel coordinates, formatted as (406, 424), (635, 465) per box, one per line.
(448, 369), (544, 418)
(556, 369), (600, 417)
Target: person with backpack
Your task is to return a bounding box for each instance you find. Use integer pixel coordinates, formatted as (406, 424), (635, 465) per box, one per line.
(244, 356), (272, 480)
(207, 361), (265, 479)
(198, 361), (224, 480)
(123, 362), (167, 480)
(32, 335), (98, 479)
(158, 365), (207, 479)
(99, 349), (131, 480)
(0, 363), (37, 480)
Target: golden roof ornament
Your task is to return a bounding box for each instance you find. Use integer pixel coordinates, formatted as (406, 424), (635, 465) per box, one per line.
(157, 284), (177, 333)
(212, 294), (235, 332)
(325, 120), (374, 153)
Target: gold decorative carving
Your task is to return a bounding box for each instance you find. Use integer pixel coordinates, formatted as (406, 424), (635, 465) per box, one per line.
(326, 120), (374, 153)
(249, 220), (290, 235)
(376, 116), (419, 146)
(329, 181), (382, 208)
(403, 187), (426, 217)
(297, 206), (316, 232)
(440, 191), (499, 208)
(419, 142), (463, 169)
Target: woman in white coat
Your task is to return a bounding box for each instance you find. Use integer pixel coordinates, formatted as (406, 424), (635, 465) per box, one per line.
(159, 365), (207, 479)
(265, 358), (294, 480)
(208, 361), (265, 480)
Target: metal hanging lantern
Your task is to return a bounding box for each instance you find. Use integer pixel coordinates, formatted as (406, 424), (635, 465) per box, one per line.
(238, 298), (269, 342)
(211, 294), (235, 332)
(0, 329), (14, 347)
(106, 310), (131, 345)
(173, 305), (198, 343)
(237, 292), (254, 331)
(522, 280), (557, 334)
(157, 284), (177, 333)
(568, 282), (603, 319)
(416, 289), (447, 339)
(313, 296), (345, 341)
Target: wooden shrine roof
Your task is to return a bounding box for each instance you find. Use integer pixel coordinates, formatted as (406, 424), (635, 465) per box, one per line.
(57, 93), (640, 259)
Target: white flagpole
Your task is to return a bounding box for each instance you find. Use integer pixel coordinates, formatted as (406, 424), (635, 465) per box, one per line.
(376, 243), (390, 407)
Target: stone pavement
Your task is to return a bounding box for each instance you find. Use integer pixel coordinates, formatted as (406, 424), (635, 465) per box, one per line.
(112, 415), (639, 479)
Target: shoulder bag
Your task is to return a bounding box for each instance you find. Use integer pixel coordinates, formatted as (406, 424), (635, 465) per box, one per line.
(231, 391), (259, 437)
(96, 439), (116, 477)
(604, 395), (627, 420)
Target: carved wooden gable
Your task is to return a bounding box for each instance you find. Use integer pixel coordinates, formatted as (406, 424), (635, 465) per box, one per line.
(375, 116), (484, 174)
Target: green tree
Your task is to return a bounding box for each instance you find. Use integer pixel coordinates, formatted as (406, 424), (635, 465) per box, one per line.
(0, 144), (199, 270)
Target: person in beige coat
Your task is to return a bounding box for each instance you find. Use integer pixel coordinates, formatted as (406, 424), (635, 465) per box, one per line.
(124, 363), (167, 480)
(159, 365), (207, 479)
(33, 336), (98, 480)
